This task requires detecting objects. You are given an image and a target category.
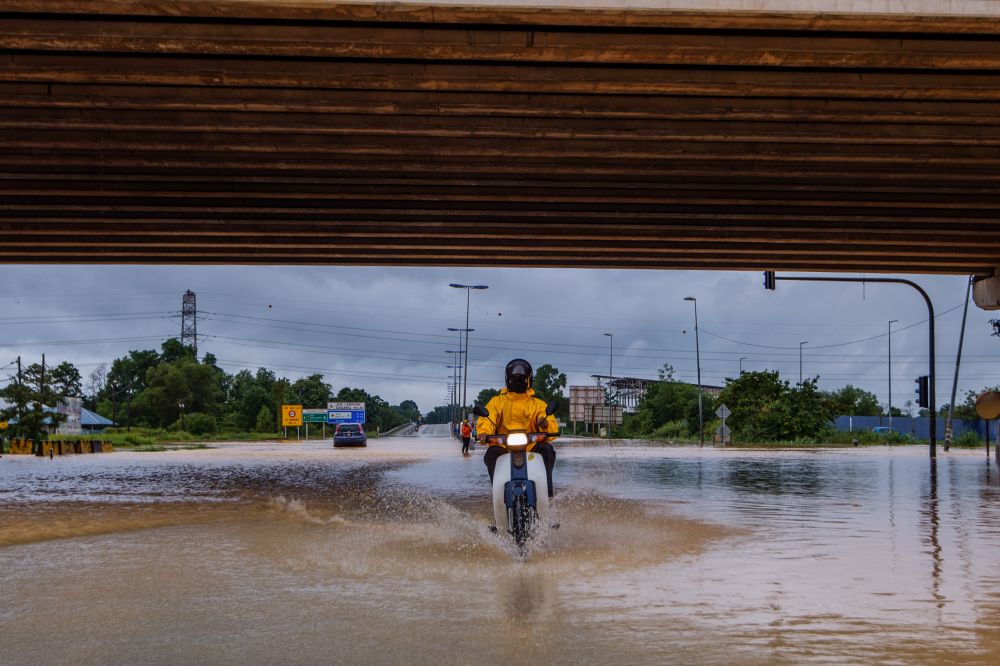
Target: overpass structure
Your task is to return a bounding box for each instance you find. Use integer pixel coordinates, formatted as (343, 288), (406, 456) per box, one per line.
(1, 1), (999, 276)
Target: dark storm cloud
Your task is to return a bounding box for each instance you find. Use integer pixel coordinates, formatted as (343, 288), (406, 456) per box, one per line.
(0, 265), (996, 413)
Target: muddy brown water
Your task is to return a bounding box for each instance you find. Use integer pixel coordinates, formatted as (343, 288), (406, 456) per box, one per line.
(2, 425), (999, 665)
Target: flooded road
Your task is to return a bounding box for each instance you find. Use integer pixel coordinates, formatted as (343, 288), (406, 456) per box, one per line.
(2, 429), (1000, 665)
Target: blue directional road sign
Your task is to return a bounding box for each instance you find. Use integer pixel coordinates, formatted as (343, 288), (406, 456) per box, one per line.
(327, 410), (366, 424)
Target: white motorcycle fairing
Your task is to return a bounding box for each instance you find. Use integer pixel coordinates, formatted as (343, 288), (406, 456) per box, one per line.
(492, 449), (550, 533)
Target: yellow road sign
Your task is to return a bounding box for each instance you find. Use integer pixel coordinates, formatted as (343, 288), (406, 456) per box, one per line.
(282, 404), (303, 427)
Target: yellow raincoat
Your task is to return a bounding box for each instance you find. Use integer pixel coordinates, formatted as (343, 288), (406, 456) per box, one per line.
(476, 388), (558, 450)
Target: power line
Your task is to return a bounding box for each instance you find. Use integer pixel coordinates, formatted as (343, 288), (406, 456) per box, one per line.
(700, 302), (965, 351)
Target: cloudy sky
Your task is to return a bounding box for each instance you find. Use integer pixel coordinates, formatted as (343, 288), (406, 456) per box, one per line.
(0, 265), (997, 414)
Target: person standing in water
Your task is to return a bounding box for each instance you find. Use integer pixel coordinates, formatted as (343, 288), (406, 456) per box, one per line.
(460, 419), (472, 455)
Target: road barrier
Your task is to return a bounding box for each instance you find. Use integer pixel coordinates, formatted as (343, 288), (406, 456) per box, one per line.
(0, 438), (112, 455)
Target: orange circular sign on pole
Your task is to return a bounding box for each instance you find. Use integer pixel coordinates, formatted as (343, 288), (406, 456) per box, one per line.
(976, 391), (1000, 421)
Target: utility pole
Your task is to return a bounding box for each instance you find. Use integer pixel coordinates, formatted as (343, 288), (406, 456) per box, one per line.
(799, 342), (808, 384)
(449, 283), (488, 424)
(684, 297), (704, 446)
(888, 319), (898, 431)
(604, 332), (613, 438)
(944, 277), (973, 451)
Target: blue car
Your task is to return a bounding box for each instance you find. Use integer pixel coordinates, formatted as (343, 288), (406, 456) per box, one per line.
(333, 423), (367, 447)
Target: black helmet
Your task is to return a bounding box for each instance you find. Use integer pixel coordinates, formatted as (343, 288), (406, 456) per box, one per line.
(505, 358), (533, 393)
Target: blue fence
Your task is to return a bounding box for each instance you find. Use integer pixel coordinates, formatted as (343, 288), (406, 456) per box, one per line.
(832, 415), (992, 440)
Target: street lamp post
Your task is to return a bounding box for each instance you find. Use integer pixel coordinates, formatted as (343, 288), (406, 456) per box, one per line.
(683, 297), (704, 445)
(604, 332), (613, 438)
(740, 357), (747, 374)
(447, 327), (472, 420)
(799, 341), (808, 384)
(449, 283), (488, 422)
(888, 319), (898, 430)
(446, 348), (464, 427)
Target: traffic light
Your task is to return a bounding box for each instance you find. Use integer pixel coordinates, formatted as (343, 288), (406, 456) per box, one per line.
(914, 375), (929, 408)
(763, 270), (776, 290)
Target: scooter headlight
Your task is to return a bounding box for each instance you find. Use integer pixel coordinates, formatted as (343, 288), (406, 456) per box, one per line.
(506, 433), (529, 448)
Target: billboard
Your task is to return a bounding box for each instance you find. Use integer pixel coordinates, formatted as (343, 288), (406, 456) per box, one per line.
(569, 385), (604, 421)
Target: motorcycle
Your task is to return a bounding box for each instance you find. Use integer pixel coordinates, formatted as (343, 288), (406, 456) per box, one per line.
(473, 402), (558, 554)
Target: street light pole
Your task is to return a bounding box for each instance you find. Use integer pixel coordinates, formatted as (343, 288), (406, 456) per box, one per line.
(604, 332), (613, 438)
(740, 357), (747, 374)
(888, 320), (898, 431)
(449, 283), (488, 423)
(767, 274), (938, 457)
(799, 341), (808, 384)
(446, 348), (464, 427)
(684, 297), (703, 446)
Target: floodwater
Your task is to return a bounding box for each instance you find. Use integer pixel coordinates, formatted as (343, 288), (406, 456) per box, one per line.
(2, 426), (1000, 665)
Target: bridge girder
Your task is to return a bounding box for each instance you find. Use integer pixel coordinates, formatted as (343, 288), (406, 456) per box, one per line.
(1, 1), (999, 273)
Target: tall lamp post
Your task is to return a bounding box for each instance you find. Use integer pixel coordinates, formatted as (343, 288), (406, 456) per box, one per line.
(604, 332), (613, 438)
(446, 349), (464, 427)
(799, 341), (808, 384)
(740, 357), (747, 374)
(888, 319), (898, 430)
(449, 283), (488, 422)
(447, 327), (472, 420)
(683, 296), (704, 445)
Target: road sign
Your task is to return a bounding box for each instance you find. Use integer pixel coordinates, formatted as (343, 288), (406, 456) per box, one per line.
(328, 402), (365, 411)
(302, 409), (327, 424)
(328, 410), (366, 424)
(716, 404), (731, 419)
(714, 423), (731, 444)
(282, 404), (303, 427)
(976, 391), (1000, 420)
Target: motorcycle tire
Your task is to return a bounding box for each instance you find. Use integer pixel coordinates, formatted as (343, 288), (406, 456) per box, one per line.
(509, 494), (534, 553)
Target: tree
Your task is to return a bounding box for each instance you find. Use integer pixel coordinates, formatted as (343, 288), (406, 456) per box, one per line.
(255, 405), (274, 433)
(395, 399), (421, 422)
(159, 338), (195, 364)
(826, 385), (881, 416)
(143, 363), (192, 426)
(290, 374), (332, 408)
(423, 405), (453, 424)
(86, 362), (108, 410)
(629, 376), (699, 435)
(475, 387), (500, 408)
(533, 363), (569, 418)
(0, 358), (67, 448)
(49, 361), (83, 397)
(715, 370), (831, 441)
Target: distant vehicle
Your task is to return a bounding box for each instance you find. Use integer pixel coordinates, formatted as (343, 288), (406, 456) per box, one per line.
(871, 427), (898, 435)
(333, 423), (367, 447)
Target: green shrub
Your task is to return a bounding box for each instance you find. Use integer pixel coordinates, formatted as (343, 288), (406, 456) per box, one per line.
(175, 412), (217, 435)
(953, 430), (983, 448)
(255, 406), (274, 433)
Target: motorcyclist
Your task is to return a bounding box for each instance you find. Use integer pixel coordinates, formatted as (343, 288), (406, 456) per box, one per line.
(476, 359), (559, 497)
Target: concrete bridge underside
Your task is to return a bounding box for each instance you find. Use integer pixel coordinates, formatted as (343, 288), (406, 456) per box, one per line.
(1, 1), (999, 274)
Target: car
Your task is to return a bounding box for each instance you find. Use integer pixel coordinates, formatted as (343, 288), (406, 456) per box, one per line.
(333, 423), (367, 447)
(871, 427), (898, 435)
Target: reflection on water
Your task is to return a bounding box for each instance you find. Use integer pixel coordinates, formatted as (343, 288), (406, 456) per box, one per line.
(2, 439), (1000, 664)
